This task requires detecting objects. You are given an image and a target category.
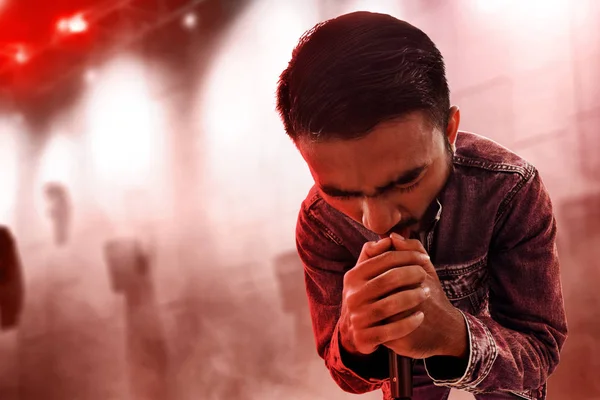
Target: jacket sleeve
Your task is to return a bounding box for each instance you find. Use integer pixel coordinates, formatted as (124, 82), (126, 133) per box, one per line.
(296, 201), (390, 394)
(423, 168), (568, 399)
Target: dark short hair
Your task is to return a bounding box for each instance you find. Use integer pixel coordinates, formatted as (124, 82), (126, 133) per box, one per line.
(276, 11), (450, 143)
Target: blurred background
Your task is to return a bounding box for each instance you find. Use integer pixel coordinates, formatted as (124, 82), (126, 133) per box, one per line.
(0, 0), (598, 399)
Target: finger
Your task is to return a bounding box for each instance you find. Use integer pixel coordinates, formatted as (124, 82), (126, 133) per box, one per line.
(360, 286), (430, 327)
(361, 265), (428, 301)
(356, 250), (430, 280)
(355, 311), (425, 348)
(357, 237), (392, 263)
(389, 232), (426, 253)
(389, 233), (437, 275)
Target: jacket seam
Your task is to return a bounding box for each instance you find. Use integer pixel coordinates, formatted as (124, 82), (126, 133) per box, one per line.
(495, 165), (537, 223)
(453, 155), (530, 177)
(307, 208), (345, 246)
(436, 254), (488, 276)
(305, 191), (322, 210)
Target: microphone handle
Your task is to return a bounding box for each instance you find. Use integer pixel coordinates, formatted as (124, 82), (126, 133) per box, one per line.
(380, 231), (413, 399)
(388, 349), (413, 400)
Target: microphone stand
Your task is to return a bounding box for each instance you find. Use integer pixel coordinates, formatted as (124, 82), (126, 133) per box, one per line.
(389, 350), (412, 399)
(380, 232), (414, 399)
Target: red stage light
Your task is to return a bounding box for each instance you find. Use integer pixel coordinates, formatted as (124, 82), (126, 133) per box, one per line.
(57, 14), (88, 34)
(15, 48), (28, 64)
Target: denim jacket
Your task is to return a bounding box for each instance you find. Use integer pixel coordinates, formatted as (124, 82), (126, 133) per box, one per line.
(295, 132), (568, 400)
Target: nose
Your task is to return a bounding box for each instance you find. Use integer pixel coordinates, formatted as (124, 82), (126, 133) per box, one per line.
(361, 197), (401, 236)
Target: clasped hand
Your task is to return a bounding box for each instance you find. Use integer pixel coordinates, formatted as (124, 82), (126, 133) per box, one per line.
(339, 233), (467, 360)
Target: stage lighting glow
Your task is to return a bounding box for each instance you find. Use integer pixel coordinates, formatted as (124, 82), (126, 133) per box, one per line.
(182, 12), (197, 29)
(15, 48), (28, 64)
(198, 1), (316, 231)
(0, 117), (22, 226)
(340, 0), (403, 16)
(57, 13), (89, 34)
(84, 69), (97, 83)
(476, 0), (508, 13)
(476, 0), (568, 21)
(57, 19), (69, 32)
(84, 58), (165, 190)
(37, 133), (77, 188)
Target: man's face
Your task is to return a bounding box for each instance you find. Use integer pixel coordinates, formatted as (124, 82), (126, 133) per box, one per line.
(298, 109), (459, 237)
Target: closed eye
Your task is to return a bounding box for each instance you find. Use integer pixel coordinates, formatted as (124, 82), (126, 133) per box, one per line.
(322, 165), (428, 200)
(394, 179), (421, 194)
(332, 179), (422, 200)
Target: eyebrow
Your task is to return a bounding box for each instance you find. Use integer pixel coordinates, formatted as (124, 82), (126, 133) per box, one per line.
(319, 164), (429, 198)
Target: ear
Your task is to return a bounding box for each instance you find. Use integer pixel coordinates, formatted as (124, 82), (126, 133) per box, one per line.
(446, 106), (460, 151)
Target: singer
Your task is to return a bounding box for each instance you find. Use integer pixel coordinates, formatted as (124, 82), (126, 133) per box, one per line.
(275, 11), (567, 400)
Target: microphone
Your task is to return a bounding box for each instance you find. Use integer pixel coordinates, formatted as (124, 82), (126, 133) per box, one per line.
(380, 232), (414, 399)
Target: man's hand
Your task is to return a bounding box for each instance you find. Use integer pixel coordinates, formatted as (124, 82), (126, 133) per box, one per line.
(338, 233), (468, 360)
(383, 233), (468, 360)
(338, 236), (431, 356)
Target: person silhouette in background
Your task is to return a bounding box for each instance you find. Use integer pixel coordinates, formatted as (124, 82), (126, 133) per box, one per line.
(16, 182), (126, 400)
(43, 182), (72, 247)
(0, 226), (24, 330)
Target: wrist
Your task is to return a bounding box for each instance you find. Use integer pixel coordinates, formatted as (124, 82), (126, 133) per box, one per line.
(339, 330), (372, 357)
(440, 308), (469, 359)
(338, 318), (363, 356)
(336, 325), (390, 381)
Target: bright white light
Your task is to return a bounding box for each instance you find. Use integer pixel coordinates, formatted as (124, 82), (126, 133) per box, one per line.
(84, 69), (97, 83)
(471, 0), (571, 71)
(57, 19), (69, 32)
(37, 133), (77, 187)
(520, 0), (569, 23)
(476, 0), (510, 14)
(69, 14), (88, 33)
(475, 0), (568, 23)
(82, 57), (169, 229)
(201, 2), (318, 152)
(182, 12), (198, 29)
(197, 0), (317, 251)
(340, 0), (404, 16)
(84, 57), (165, 191)
(57, 14), (88, 34)
(0, 118), (22, 226)
(15, 48), (28, 64)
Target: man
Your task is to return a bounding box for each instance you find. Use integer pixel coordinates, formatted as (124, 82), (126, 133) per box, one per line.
(275, 11), (567, 400)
